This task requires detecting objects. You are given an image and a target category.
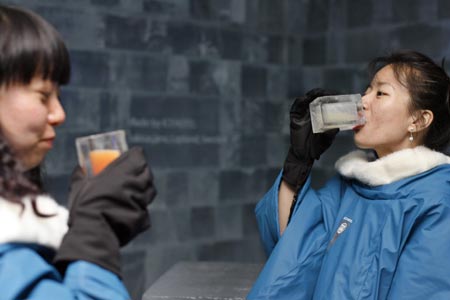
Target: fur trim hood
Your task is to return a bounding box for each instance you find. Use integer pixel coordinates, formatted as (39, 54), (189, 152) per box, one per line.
(335, 146), (450, 186)
(0, 195), (68, 250)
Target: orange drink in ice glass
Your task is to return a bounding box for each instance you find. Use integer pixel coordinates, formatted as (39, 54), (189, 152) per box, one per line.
(76, 130), (128, 177)
(89, 149), (121, 175)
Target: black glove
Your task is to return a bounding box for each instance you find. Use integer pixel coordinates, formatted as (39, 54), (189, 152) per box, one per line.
(282, 88), (339, 193)
(54, 147), (157, 277)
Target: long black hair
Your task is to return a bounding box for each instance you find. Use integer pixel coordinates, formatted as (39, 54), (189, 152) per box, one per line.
(368, 50), (450, 153)
(0, 137), (41, 210)
(0, 5), (71, 212)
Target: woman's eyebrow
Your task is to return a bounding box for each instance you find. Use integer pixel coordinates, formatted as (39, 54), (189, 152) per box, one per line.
(374, 81), (395, 90)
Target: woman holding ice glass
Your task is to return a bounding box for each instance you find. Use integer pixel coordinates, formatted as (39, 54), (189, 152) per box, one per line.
(0, 4), (156, 299)
(248, 50), (450, 299)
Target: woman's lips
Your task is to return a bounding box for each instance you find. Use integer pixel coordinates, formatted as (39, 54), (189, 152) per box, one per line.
(40, 138), (55, 148)
(352, 124), (364, 131)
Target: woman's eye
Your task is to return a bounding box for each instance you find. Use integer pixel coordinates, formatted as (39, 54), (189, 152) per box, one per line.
(376, 91), (388, 97)
(38, 92), (51, 103)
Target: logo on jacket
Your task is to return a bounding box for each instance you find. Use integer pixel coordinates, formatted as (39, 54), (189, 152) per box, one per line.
(327, 217), (352, 250)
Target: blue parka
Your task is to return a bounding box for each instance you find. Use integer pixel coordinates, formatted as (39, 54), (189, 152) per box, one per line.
(248, 146), (450, 299)
(0, 195), (130, 300)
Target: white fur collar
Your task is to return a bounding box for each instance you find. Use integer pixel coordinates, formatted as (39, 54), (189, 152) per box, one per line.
(0, 195), (68, 250)
(335, 146), (450, 186)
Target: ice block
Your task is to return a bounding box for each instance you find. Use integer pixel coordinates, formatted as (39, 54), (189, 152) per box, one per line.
(310, 94), (365, 133)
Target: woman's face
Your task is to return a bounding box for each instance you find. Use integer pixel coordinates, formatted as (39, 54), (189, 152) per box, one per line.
(0, 77), (66, 170)
(354, 65), (416, 157)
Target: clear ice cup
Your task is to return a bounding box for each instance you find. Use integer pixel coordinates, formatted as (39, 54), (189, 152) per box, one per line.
(76, 130), (128, 177)
(309, 94), (365, 133)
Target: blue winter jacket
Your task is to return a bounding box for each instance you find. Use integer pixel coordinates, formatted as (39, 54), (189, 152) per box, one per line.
(0, 195), (130, 300)
(248, 147), (450, 299)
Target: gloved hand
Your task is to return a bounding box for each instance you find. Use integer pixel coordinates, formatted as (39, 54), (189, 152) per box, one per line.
(282, 88), (339, 193)
(54, 147), (157, 277)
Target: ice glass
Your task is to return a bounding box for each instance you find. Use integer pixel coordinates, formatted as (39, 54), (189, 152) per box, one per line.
(76, 130), (128, 177)
(309, 94), (365, 133)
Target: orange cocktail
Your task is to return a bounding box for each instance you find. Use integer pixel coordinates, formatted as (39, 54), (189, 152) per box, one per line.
(89, 149), (121, 175)
(76, 130), (127, 177)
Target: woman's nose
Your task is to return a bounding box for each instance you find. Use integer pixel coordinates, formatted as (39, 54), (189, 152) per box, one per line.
(48, 97), (66, 126)
(361, 93), (369, 110)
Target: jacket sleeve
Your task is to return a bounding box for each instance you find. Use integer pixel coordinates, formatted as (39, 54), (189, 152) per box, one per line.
(254, 171), (341, 255)
(387, 202), (450, 300)
(254, 172), (283, 255)
(254, 172), (319, 255)
(0, 244), (130, 300)
(249, 174), (342, 299)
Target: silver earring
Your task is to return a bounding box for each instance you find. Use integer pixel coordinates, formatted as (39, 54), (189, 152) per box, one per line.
(409, 130), (414, 142)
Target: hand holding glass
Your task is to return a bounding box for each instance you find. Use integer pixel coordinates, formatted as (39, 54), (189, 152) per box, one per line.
(76, 130), (128, 177)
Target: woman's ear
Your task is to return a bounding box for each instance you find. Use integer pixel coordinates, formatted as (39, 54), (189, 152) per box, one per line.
(413, 109), (433, 132)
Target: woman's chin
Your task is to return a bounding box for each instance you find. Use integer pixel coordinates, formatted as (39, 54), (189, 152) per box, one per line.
(18, 154), (45, 171)
(353, 136), (371, 150)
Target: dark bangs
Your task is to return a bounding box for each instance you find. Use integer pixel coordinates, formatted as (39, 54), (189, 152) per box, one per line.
(368, 50), (450, 152)
(367, 53), (414, 93)
(367, 51), (439, 112)
(0, 5), (70, 87)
